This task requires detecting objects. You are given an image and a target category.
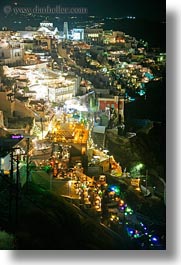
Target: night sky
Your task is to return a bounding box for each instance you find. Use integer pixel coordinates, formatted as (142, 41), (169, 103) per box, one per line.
(0, 0), (166, 50)
(0, 0), (165, 21)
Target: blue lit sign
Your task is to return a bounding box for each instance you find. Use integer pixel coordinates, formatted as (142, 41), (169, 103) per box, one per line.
(11, 135), (24, 139)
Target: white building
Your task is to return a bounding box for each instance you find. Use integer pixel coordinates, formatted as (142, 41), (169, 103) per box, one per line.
(29, 78), (77, 103)
(71, 29), (84, 41)
(37, 20), (60, 39)
(0, 38), (24, 65)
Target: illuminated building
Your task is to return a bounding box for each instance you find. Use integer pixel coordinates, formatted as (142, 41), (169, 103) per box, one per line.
(103, 31), (125, 44)
(0, 87), (35, 134)
(72, 29), (84, 41)
(37, 20), (60, 39)
(0, 37), (24, 65)
(23, 51), (40, 65)
(15, 30), (37, 41)
(48, 79), (77, 103)
(40, 20), (53, 28)
(48, 120), (89, 157)
(84, 28), (103, 44)
(98, 96), (124, 123)
(63, 22), (69, 40)
(27, 69), (79, 103)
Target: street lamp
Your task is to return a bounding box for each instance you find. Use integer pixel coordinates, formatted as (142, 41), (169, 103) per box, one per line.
(40, 117), (43, 140)
(26, 137), (30, 189)
(9, 147), (24, 225)
(68, 180), (72, 197)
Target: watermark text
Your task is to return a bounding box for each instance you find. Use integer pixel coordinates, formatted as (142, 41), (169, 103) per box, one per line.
(3, 5), (88, 15)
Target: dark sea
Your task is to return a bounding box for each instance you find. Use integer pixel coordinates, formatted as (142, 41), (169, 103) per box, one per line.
(102, 18), (166, 52)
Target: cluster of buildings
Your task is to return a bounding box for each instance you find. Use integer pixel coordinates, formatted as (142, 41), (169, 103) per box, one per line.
(0, 18), (165, 179)
(0, 19), (146, 66)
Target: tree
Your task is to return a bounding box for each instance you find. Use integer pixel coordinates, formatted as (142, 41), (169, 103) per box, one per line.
(22, 86), (29, 95)
(0, 231), (15, 249)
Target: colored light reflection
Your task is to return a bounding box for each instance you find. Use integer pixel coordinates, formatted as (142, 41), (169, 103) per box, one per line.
(108, 185), (120, 195)
(151, 236), (158, 242)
